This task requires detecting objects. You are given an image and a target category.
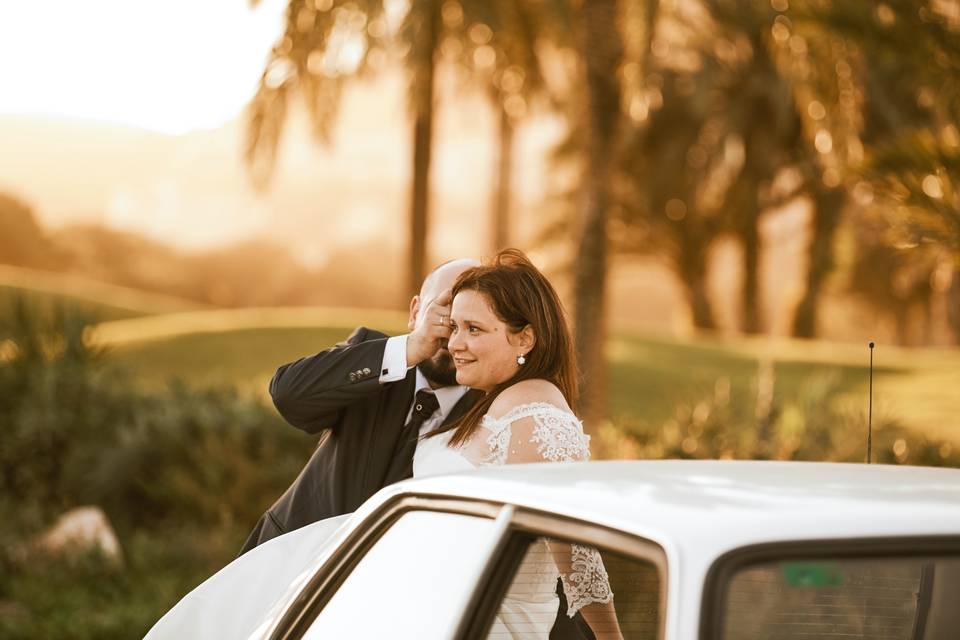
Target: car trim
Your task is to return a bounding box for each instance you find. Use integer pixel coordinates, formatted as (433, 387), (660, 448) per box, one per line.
(698, 535), (960, 640)
(267, 493), (669, 640)
(453, 505), (528, 639)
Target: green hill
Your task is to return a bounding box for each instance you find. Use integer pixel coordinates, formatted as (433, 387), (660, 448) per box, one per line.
(92, 307), (408, 394)
(90, 307), (960, 447)
(0, 265), (204, 323)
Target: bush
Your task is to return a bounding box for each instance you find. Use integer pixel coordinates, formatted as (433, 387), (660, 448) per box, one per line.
(0, 297), (313, 638)
(0, 527), (226, 640)
(597, 364), (960, 468)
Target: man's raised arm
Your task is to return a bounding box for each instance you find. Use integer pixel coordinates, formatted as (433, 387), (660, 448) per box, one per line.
(269, 327), (397, 433)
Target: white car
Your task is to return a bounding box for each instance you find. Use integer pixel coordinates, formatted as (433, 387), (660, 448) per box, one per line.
(147, 460), (960, 639)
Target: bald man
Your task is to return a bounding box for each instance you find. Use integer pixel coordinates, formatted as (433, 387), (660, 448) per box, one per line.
(239, 259), (482, 553)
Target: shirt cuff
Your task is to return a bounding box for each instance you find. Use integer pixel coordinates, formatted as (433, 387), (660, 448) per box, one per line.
(379, 334), (411, 383)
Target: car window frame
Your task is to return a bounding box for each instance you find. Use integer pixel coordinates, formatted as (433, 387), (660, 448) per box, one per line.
(458, 506), (669, 640)
(266, 493), (669, 640)
(698, 535), (960, 640)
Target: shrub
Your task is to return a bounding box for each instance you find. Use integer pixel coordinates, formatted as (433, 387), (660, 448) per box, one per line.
(598, 365), (960, 468)
(0, 297), (313, 638)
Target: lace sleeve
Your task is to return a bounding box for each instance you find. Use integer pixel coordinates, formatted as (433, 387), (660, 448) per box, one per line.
(483, 403), (613, 616)
(482, 402), (591, 465)
(553, 542), (615, 617)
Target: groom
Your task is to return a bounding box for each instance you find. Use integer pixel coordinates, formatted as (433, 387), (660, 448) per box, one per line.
(239, 258), (482, 553)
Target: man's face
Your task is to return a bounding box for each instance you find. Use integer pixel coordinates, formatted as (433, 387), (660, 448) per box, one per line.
(410, 259), (479, 387)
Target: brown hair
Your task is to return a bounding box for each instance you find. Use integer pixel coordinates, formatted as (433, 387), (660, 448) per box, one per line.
(427, 248), (578, 447)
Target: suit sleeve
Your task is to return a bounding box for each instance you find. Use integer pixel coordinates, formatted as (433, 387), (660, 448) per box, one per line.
(269, 327), (392, 434)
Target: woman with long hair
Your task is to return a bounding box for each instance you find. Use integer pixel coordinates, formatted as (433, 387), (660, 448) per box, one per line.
(415, 248), (623, 640)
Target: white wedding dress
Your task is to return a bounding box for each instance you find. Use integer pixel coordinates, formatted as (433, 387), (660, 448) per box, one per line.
(414, 402), (614, 639)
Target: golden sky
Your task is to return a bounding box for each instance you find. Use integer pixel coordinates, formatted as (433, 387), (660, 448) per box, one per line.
(0, 0), (287, 134)
(0, 0), (564, 273)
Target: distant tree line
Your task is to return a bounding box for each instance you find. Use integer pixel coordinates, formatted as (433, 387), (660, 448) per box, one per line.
(0, 193), (403, 309)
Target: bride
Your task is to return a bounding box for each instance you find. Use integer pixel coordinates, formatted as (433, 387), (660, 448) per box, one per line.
(414, 249), (624, 640)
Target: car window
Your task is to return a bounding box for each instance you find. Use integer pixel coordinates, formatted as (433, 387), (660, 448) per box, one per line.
(302, 510), (499, 638)
(718, 555), (960, 640)
(485, 536), (662, 640)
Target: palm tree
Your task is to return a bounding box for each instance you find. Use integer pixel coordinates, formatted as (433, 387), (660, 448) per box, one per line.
(246, 0), (556, 298)
(617, 65), (730, 330)
(614, 0), (803, 334)
(573, 0), (625, 425)
(435, 1), (560, 253)
(701, 0), (803, 334)
(246, 0), (441, 298)
(796, 0), (960, 341)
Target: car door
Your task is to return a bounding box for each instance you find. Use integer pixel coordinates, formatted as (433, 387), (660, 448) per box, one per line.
(264, 496), (667, 640)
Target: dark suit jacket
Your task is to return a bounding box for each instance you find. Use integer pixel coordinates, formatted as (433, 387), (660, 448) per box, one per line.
(240, 327), (480, 554)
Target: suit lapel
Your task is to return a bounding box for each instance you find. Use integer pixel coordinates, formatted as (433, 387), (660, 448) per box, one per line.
(391, 369), (417, 430)
(381, 369), (419, 484)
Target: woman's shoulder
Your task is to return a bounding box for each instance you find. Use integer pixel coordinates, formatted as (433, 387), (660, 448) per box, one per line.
(487, 379), (571, 421)
(482, 380), (590, 464)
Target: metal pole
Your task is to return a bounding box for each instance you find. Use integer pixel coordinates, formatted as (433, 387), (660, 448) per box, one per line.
(867, 341), (874, 464)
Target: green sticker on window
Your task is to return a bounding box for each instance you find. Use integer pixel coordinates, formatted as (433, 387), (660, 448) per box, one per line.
(781, 562), (844, 587)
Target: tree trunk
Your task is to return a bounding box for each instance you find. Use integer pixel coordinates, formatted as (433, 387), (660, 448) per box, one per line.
(407, 3), (440, 299)
(792, 187), (844, 338)
(491, 102), (513, 253)
(691, 288), (716, 330)
(949, 263), (960, 344)
(574, 0), (623, 427)
(677, 227), (717, 330)
(740, 206), (761, 334)
(734, 34), (793, 336)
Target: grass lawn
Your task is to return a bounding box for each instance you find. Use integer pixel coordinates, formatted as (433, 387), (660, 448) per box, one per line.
(92, 307), (960, 446)
(611, 332), (960, 445)
(94, 308), (408, 398)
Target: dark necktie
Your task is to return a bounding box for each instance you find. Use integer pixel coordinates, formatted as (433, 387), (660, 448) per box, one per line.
(385, 389), (441, 484)
(407, 389), (440, 435)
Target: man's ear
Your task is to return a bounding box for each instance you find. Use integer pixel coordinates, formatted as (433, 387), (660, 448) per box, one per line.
(408, 295), (421, 331)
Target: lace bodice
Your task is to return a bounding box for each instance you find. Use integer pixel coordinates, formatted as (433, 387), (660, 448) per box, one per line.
(415, 402), (613, 619)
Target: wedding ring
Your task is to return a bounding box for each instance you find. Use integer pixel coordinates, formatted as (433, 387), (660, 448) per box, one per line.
(437, 314), (447, 326)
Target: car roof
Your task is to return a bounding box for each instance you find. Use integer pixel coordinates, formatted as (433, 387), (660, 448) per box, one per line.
(395, 460), (960, 558)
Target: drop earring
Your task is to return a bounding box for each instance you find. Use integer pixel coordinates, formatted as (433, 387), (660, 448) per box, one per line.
(517, 353), (526, 365)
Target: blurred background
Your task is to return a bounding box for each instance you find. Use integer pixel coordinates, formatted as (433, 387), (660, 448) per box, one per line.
(1, 0), (959, 637)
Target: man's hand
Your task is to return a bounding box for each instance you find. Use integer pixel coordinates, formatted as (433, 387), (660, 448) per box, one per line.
(406, 290), (453, 367)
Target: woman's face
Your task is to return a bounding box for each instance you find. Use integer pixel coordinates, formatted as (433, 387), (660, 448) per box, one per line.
(447, 290), (527, 392)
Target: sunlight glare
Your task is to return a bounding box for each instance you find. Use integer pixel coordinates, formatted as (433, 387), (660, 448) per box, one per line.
(0, 0), (287, 134)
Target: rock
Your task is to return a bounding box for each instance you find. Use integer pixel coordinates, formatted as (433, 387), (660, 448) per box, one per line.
(34, 506), (123, 565)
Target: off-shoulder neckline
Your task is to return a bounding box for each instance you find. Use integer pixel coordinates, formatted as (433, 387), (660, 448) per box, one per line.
(481, 402), (580, 433)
